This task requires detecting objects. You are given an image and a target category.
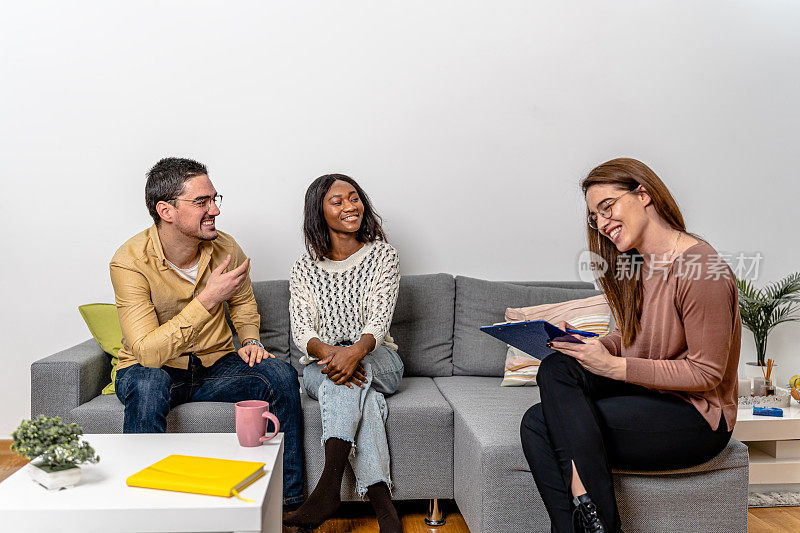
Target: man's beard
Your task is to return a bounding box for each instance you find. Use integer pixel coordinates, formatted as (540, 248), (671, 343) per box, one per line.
(198, 217), (218, 241)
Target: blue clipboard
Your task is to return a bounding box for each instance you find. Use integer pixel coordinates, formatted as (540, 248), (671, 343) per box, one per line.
(480, 320), (597, 360)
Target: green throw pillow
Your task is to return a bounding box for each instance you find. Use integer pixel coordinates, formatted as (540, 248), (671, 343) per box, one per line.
(78, 303), (122, 395)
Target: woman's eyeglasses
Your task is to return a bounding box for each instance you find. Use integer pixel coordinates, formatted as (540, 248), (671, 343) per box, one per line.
(587, 189), (640, 230)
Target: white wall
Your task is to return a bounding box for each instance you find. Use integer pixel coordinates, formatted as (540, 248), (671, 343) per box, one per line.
(2, 1), (799, 436)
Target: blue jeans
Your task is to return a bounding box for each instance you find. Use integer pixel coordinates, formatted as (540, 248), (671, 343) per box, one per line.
(115, 352), (305, 506)
(302, 345), (404, 496)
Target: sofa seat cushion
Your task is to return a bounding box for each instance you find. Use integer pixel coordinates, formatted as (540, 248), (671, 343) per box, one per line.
(301, 376), (453, 500)
(435, 376), (748, 476)
(435, 376), (541, 470)
(434, 375), (549, 532)
(70, 395), (236, 434)
(436, 376), (749, 533)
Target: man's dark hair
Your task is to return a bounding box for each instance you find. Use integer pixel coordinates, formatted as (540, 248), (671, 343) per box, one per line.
(145, 157), (208, 225)
(303, 174), (386, 260)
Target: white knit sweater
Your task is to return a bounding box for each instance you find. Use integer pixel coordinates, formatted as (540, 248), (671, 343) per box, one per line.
(289, 240), (400, 365)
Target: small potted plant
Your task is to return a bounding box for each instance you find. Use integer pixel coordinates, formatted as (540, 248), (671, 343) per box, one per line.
(737, 272), (800, 373)
(11, 415), (99, 490)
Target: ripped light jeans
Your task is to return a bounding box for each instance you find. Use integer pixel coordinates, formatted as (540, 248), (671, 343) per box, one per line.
(302, 345), (404, 496)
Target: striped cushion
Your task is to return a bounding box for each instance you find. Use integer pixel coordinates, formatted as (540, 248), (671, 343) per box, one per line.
(501, 294), (613, 386)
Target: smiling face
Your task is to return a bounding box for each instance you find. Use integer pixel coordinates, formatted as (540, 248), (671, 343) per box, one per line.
(322, 179), (363, 235)
(169, 175), (221, 241)
(585, 184), (650, 252)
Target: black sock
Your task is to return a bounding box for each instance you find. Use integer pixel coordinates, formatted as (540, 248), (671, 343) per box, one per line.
(367, 482), (403, 533)
(283, 437), (351, 528)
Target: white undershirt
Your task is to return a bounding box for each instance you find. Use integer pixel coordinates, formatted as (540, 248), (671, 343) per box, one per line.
(167, 259), (199, 284)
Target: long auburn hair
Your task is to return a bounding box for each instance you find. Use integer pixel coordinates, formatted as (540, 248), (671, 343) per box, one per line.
(303, 174), (387, 260)
(581, 158), (686, 346)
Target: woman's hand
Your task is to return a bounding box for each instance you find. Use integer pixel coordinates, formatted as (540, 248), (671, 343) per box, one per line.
(549, 335), (626, 380)
(319, 345), (367, 388)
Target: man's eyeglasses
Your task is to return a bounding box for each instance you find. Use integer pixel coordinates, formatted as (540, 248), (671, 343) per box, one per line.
(169, 194), (223, 210)
(587, 189), (640, 230)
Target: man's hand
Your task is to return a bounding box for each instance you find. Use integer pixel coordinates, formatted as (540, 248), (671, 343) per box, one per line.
(197, 255), (250, 310)
(318, 345), (367, 388)
(238, 343), (275, 367)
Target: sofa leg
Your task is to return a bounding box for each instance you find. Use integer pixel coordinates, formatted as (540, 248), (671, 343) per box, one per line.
(424, 498), (446, 526)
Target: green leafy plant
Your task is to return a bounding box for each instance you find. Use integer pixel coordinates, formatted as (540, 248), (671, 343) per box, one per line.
(737, 272), (800, 366)
(10, 415), (99, 472)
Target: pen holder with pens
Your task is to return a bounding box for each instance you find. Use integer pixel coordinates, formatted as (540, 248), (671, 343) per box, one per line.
(738, 358), (791, 407)
(753, 377), (774, 397)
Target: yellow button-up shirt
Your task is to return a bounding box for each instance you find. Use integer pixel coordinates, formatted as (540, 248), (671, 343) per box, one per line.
(110, 225), (260, 371)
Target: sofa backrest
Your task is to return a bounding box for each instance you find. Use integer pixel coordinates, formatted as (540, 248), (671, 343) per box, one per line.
(252, 275), (456, 378)
(251, 280), (292, 362)
(251, 275), (599, 379)
(388, 273), (455, 377)
(452, 276), (598, 377)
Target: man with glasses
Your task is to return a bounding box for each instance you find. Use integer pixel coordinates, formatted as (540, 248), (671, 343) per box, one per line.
(110, 157), (304, 509)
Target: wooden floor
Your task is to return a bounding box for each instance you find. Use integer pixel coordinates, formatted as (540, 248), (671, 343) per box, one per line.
(296, 503), (800, 533)
(301, 500), (468, 533)
(2, 440), (799, 532)
(0, 440), (29, 483)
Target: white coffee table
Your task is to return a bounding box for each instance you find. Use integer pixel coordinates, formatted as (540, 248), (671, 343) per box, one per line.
(0, 433), (283, 533)
(733, 404), (800, 485)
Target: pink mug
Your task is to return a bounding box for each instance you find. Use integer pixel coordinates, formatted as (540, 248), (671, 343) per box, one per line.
(235, 400), (280, 447)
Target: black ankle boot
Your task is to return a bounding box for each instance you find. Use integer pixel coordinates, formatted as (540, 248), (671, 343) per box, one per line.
(572, 494), (606, 533)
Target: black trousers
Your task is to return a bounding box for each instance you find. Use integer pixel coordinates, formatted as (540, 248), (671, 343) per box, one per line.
(520, 352), (732, 533)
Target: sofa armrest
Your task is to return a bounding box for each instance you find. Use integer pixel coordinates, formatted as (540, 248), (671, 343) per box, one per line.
(31, 339), (111, 422)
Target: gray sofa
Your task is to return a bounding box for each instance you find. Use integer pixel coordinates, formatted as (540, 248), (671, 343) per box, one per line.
(31, 274), (749, 532)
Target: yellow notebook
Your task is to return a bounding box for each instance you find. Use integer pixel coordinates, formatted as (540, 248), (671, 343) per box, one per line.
(126, 455), (265, 501)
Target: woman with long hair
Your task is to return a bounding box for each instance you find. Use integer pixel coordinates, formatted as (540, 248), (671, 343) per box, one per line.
(520, 158), (740, 532)
(284, 174), (404, 532)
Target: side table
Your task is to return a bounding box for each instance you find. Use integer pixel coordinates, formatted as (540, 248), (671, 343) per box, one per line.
(0, 433), (283, 533)
(732, 404), (800, 486)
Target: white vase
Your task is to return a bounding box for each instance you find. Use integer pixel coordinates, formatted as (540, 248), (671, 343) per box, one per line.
(27, 460), (81, 490)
